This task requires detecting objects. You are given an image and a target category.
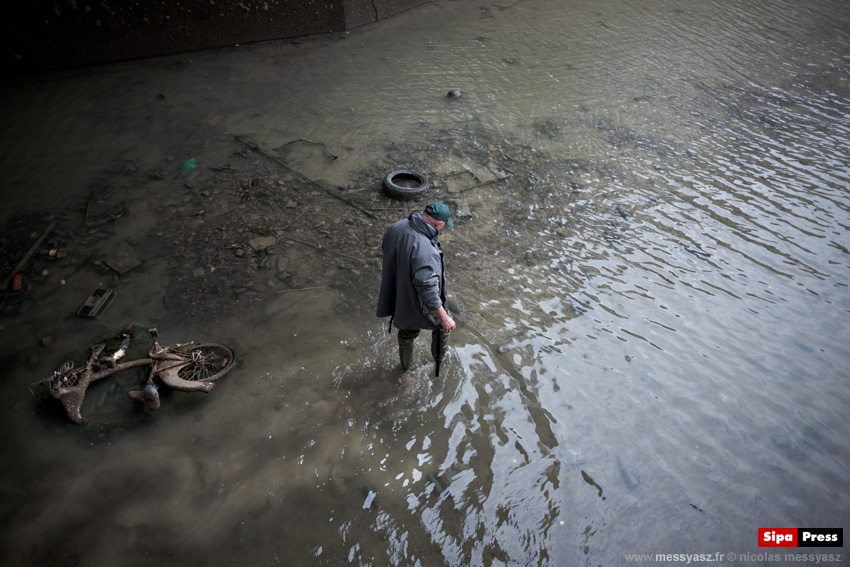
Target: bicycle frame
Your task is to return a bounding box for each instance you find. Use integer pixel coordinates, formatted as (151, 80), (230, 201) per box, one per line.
(34, 328), (234, 424)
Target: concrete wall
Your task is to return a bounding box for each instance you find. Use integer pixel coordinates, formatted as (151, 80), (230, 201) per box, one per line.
(3, 0), (429, 75)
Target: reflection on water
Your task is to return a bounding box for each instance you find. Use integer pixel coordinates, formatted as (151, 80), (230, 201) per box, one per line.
(2, 0), (849, 565)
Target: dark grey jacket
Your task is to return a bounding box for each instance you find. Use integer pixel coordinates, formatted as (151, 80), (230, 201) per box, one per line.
(376, 212), (447, 330)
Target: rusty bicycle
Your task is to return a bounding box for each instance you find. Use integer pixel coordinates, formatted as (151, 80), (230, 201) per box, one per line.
(30, 327), (235, 424)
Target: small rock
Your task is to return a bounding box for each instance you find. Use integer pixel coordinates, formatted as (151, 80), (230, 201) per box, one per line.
(193, 267), (205, 277)
(276, 255), (289, 274)
(249, 235), (277, 252)
(235, 248), (246, 257)
(447, 89), (461, 99)
(41, 336), (53, 347)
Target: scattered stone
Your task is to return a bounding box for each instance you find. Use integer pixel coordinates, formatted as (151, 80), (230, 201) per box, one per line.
(105, 254), (141, 275)
(276, 255), (289, 274)
(192, 267), (205, 277)
(454, 204), (474, 219)
(249, 235), (277, 252)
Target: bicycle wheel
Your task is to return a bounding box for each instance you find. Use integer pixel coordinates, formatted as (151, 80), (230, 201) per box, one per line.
(174, 343), (235, 382)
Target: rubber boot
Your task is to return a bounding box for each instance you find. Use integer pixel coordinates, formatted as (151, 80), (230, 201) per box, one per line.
(398, 335), (415, 370)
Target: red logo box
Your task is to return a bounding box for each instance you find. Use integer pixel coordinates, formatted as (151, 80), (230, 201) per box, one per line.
(759, 529), (797, 547)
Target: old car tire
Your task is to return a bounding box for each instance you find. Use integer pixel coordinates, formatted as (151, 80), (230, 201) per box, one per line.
(383, 170), (429, 200)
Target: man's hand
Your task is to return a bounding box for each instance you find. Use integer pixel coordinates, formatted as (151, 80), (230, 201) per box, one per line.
(432, 306), (456, 332)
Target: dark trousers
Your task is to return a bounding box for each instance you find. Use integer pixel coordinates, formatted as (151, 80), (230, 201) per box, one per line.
(398, 328), (449, 368)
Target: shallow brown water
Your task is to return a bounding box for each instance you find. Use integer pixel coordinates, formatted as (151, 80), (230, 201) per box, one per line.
(1, 0), (849, 566)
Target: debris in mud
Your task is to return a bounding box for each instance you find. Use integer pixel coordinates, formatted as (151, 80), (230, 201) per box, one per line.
(148, 126), (602, 325)
(76, 289), (116, 319)
(181, 158), (198, 173)
(248, 235), (278, 253)
(1, 118), (599, 328)
(1, 220), (56, 290)
(84, 187), (127, 229)
(105, 254), (141, 275)
(142, 143), (386, 325)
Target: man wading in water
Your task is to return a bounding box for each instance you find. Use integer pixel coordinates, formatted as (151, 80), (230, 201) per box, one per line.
(377, 202), (456, 373)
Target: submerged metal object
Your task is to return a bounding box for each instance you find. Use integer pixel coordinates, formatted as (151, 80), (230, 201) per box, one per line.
(129, 382), (161, 411)
(76, 289), (115, 319)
